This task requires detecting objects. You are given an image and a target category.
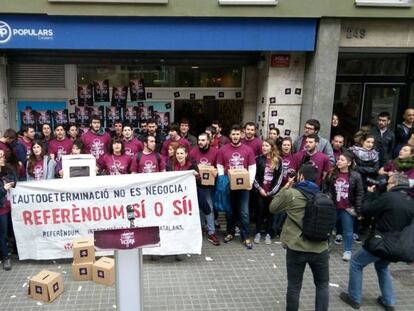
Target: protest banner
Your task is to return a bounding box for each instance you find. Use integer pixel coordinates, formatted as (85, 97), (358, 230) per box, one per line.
(11, 171), (201, 260)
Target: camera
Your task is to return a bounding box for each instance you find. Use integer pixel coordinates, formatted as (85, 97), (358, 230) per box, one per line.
(366, 177), (387, 187)
(287, 170), (297, 179)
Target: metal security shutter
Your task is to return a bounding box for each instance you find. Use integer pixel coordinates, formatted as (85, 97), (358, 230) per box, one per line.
(9, 64), (65, 88)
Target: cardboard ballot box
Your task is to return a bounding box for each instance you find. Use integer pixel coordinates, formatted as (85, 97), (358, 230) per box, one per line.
(72, 261), (94, 281)
(93, 257), (115, 286)
(28, 270), (64, 303)
(73, 237), (95, 263)
(228, 169), (250, 190)
(198, 165), (216, 186)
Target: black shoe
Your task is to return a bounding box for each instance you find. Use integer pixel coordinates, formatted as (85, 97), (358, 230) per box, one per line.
(377, 296), (395, 311)
(175, 255), (183, 262)
(339, 292), (360, 309)
(3, 257), (11, 271)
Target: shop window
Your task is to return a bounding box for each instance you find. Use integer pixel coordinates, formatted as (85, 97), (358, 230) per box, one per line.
(77, 65), (242, 88)
(337, 54), (407, 76)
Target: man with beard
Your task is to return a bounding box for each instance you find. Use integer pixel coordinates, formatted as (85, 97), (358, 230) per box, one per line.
(394, 108), (414, 157)
(293, 119), (335, 164)
(111, 120), (123, 139)
(179, 118), (197, 148)
(371, 112), (395, 167)
(48, 125), (73, 162)
(131, 135), (165, 173)
(81, 115), (111, 161)
(189, 132), (220, 246)
(217, 124), (256, 249)
(331, 134), (346, 164)
(138, 118), (165, 153)
(18, 125), (35, 158)
(292, 134), (332, 187)
(241, 122), (263, 156)
(211, 120), (229, 148)
(161, 124), (191, 158)
(122, 124), (143, 158)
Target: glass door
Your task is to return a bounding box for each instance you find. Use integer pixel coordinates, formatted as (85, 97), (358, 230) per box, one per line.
(360, 84), (405, 130)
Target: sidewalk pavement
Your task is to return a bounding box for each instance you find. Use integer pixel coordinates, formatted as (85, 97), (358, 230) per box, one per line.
(0, 232), (413, 311)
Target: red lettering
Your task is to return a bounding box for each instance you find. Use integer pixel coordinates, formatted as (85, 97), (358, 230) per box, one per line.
(61, 209), (70, 223)
(92, 207), (101, 221)
(52, 208), (60, 224)
(33, 210), (42, 225)
(188, 199), (192, 216)
(113, 205), (124, 219)
(82, 207), (92, 222)
(154, 202), (163, 217)
(172, 200), (182, 216)
(102, 206), (112, 220)
(42, 210), (51, 224)
(72, 208), (80, 222)
(22, 211), (33, 225)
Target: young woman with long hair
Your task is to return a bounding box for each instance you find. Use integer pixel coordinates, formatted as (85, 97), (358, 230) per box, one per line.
(324, 151), (363, 261)
(379, 144), (414, 179)
(98, 137), (132, 175)
(26, 140), (56, 181)
(253, 139), (283, 244)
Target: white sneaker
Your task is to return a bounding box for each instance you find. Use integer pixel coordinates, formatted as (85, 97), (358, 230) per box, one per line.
(235, 226), (241, 236)
(264, 234), (271, 245)
(342, 251), (352, 262)
(254, 233), (261, 244)
(335, 234), (343, 245)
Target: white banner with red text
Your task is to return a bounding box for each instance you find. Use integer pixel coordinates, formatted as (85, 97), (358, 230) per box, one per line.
(11, 171), (201, 260)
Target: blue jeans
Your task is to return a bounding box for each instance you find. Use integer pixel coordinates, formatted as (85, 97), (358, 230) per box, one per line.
(337, 210), (354, 252)
(286, 248), (330, 311)
(198, 187), (215, 235)
(226, 189), (250, 241)
(348, 247), (395, 306)
(0, 213), (9, 259)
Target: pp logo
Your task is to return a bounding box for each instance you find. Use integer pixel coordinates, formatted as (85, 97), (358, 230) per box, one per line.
(0, 21), (12, 44)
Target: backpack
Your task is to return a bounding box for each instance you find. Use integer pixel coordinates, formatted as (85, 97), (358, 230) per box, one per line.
(136, 152), (161, 169)
(291, 188), (336, 241)
(364, 217), (414, 263)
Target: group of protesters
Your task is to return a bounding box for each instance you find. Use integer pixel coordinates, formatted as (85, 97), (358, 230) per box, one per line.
(0, 108), (414, 311)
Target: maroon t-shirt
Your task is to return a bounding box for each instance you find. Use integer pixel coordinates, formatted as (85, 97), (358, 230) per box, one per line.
(19, 138), (32, 158)
(99, 154), (132, 175)
(173, 160), (194, 171)
(333, 149), (342, 163)
(217, 143), (256, 174)
(32, 159), (45, 180)
(334, 172), (350, 210)
(48, 138), (73, 162)
(123, 138), (143, 158)
(241, 137), (263, 156)
(0, 141), (12, 161)
(189, 147), (218, 166)
(161, 137), (191, 157)
(131, 152), (166, 173)
(81, 130), (111, 160)
(262, 158), (275, 192)
(383, 160), (414, 179)
(292, 150), (332, 186)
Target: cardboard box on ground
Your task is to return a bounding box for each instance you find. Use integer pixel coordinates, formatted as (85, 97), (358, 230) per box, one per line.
(72, 237), (95, 281)
(28, 270), (64, 302)
(93, 257), (115, 286)
(228, 169), (250, 190)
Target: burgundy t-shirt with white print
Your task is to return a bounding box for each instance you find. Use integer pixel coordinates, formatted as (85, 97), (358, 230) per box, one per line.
(123, 138), (143, 158)
(292, 150), (332, 186)
(32, 159), (44, 180)
(334, 172), (350, 210)
(262, 158), (275, 192)
(241, 137), (263, 157)
(99, 154), (132, 175)
(48, 138), (73, 162)
(131, 152), (166, 173)
(81, 130), (111, 160)
(189, 147), (218, 166)
(217, 143), (255, 174)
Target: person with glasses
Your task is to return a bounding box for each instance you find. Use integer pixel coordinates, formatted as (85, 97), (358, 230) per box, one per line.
(293, 119), (335, 164)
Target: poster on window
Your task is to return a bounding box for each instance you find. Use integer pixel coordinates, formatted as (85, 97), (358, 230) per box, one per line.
(87, 106), (104, 121)
(105, 106), (121, 128)
(20, 106), (37, 128)
(129, 79), (146, 101)
(138, 105), (153, 120)
(53, 109), (69, 127)
(123, 106), (139, 127)
(75, 106), (90, 127)
(36, 110), (52, 131)
(111, 86), (128, 108)
(153, 111), (170, 132)
(77, 84), (94, 106)
(93, 80), (110, 102)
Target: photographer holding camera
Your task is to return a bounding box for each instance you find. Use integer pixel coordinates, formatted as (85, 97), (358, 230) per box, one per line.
(340, 173), (414, 311)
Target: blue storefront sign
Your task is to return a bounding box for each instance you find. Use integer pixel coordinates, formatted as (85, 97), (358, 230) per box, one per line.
(0, 15), (316, 51)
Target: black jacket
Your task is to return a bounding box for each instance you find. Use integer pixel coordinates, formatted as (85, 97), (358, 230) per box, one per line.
(371, 126), (395, 167)
(324, 170), (364, 214)
(253, 155), (283, 197)
(362, 185), (414, 237)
